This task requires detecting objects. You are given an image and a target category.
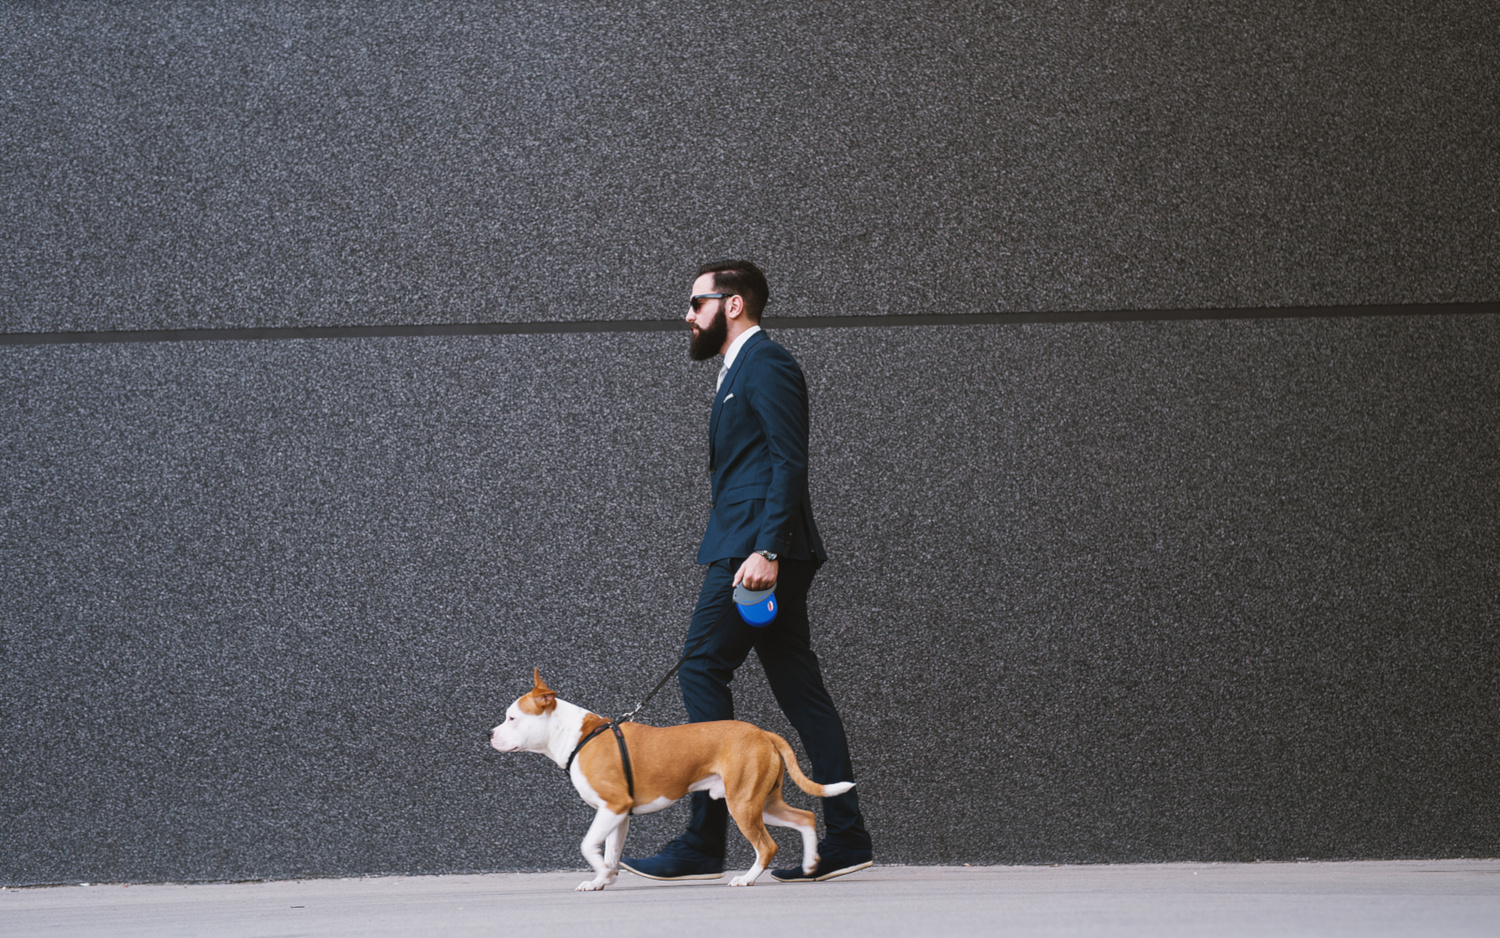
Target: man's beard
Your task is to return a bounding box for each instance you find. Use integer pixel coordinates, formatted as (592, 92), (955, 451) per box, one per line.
(689, 307), (728, 361)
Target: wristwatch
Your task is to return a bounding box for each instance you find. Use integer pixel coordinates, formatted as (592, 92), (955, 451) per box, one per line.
(754, 550), (779, 562)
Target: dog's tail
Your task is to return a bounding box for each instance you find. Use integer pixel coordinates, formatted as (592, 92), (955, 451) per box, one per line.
(768, 732), (856, 798)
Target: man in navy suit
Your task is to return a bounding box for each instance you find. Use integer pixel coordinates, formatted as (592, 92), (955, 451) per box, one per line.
(622, 260), (873, 883)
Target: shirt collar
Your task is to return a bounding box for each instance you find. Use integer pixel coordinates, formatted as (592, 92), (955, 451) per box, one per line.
(721, 325), (761, 373)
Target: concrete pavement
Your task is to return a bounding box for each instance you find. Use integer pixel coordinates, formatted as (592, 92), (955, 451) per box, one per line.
(4, 860), (1498, 937)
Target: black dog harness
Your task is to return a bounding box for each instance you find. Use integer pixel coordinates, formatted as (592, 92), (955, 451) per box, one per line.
(564, 720), (635, 804)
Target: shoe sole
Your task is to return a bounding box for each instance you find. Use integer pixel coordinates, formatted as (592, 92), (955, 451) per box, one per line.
(772, 859), (874, 883)
(619, 861), (724, 882)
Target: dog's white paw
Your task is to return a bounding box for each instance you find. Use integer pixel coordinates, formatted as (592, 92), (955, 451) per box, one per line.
(727, 873), (758, 887)
(576, 878), (609, 892)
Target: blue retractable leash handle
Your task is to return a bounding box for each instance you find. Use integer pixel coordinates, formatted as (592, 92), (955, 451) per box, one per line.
(733, 581), (778, 626)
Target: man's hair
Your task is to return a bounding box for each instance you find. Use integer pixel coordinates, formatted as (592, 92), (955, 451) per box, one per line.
(698, 259), (769, 322)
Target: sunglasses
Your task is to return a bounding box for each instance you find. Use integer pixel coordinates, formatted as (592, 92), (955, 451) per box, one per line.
(690, 293), (735, 312)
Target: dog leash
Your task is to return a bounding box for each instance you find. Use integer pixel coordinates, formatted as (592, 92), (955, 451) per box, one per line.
(615, 627), (716, 724)
(615, 570), (778, 723)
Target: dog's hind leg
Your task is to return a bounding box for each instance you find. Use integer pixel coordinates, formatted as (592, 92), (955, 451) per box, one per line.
(577, 807), (628, 891)
(763, 790), (820, 874)
(725, 795), (779, 886)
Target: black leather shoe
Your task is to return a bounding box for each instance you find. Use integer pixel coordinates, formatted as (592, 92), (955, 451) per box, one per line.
(620, 841), (725, 881)
(771, 843), (873, 882)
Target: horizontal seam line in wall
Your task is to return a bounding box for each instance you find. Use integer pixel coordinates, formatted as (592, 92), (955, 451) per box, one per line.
(2, 302), (1495, 346)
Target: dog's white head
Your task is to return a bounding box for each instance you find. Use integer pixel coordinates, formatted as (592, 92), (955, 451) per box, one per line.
(488, 668), (558, 754)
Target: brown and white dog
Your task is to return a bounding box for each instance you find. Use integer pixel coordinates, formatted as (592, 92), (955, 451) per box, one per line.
(488, 669), (854, 891)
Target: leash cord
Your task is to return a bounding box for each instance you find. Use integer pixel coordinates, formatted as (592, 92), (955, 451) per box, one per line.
(615, 627), (714, 724)
(616, 567), (776, 724)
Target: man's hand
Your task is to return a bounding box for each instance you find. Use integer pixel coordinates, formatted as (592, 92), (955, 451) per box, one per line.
(734, 553), (779, 591)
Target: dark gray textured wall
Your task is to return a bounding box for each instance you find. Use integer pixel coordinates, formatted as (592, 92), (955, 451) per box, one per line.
(5, 2), (1497, 332)
(3, 2), (1498, 885)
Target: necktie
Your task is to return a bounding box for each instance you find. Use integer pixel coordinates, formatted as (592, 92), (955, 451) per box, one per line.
(717, 362), (729, 391)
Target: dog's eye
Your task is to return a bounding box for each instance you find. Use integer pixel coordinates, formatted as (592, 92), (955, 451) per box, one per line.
(507, 716), (515, 722)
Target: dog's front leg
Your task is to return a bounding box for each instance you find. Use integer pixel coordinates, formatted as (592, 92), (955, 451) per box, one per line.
(577, 807), (628, 891)
(603, 814), (630, 877)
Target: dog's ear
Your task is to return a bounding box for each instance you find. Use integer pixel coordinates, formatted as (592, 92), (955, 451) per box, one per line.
(529, 667), (557, 712)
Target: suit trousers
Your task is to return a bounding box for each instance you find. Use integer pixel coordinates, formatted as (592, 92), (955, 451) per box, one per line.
(677, 557), (870, 857)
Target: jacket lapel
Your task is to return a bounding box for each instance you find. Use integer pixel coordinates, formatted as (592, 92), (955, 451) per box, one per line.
(708, 330), (766, 470)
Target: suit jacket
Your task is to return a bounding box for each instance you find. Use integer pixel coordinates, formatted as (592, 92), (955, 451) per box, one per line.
(698, 330), (828, 565)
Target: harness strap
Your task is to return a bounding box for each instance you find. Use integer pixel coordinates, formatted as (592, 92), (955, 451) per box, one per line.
(563, 720), (636, 807)
(564, 722), (611, 774)
(609, 723), (635, 803)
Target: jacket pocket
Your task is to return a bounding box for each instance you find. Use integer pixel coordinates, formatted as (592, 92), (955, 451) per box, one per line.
(716, 481), (770, 505)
